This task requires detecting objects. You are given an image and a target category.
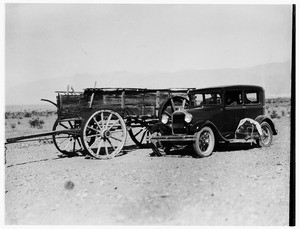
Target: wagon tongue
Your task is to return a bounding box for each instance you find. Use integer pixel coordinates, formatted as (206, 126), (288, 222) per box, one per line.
(6, 129), (80, 144)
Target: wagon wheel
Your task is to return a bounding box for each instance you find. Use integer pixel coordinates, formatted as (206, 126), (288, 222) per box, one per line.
(127, 118), (152, 148)
(158, 96), (189, 119)
(52, 119), (83, 156)
(81, 110), (127, 159)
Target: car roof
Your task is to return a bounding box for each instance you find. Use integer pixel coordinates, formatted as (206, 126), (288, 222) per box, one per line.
(189, 85), (264, 93)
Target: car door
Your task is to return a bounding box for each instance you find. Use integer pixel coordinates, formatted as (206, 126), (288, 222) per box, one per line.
(243, 90), (265, 118)
(222, 90), (246, 137)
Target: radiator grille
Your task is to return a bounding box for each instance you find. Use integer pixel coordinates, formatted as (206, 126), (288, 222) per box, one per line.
(172, 113), (187, 134)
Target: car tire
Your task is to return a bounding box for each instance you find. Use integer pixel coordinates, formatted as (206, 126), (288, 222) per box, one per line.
(258, 122), (273, 147)
(193, 126), (215, 157)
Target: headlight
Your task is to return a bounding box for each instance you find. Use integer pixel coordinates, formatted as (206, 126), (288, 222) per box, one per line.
(184, 113), (193, 123)
(161, 114), (169, 124)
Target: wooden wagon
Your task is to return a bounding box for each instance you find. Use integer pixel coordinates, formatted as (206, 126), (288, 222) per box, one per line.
(6, 87), (193, 159)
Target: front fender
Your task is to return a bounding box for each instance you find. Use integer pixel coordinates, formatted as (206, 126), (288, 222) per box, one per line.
(190, 120), (228, 142)
(255, 115), (278, 135)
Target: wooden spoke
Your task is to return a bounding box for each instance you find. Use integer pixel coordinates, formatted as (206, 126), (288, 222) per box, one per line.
(105, 142), (109, 155)
(182, 99), (186, 109)
(158, 96), (189, 120)
(87, 125), (101, 133)
(134, 129), (144, 137)
(63, 139), (72, 150)
(140, 130), (147, 143)
(96, 139), (104, 155)
(109, 135), (123, 142)
(105, 113), (113, 129)
(170, 98), (175, 112)
(164, 111), (172, 117)
(101, 112), (105, 129)
(93, 117), (103, 131)
(72, 140), (76, 152)
(107, 138), (116, 150)
(107, 119), (120, 131)
(59, 123), (69, 129)
(68, 121), (74, 129)
(128, 121), (152, 148)
(86, 133), (101, 139)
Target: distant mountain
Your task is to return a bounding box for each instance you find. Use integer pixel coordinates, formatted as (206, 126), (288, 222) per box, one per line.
(5, 61), (291, 105)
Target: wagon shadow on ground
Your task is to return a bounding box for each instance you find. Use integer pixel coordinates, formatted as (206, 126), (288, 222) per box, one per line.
(5, 143), (259, 167)
(84, 144), (140, 159)
(5, 145), (142, 167)
(5, 154), (76, 168)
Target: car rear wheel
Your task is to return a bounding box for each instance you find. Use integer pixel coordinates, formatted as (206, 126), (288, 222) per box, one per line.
(193, 126), (215, 157)
(258, 122), (273, 147)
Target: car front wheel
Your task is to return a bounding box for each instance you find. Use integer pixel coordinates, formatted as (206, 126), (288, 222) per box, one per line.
(193, 126), (215, 157)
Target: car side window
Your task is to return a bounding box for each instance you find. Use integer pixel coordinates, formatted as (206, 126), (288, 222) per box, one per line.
(204, 93), (221, 105)
(191, 93), (221, 106)
(244, 91), (259, 104)
(225, 91), (243, 106)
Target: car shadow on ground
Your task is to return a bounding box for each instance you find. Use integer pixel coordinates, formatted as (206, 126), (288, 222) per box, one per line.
(214, 142), (260, 152)
(149, 143), (260, 158)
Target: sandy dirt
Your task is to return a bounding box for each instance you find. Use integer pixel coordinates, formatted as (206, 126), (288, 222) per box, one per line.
(5, 114), (290, 225)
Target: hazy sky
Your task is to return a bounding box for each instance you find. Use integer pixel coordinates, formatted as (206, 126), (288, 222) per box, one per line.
(5, 4), (292, 88)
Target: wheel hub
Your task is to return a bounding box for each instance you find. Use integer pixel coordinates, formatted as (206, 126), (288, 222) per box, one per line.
(100, 130), (110, 139)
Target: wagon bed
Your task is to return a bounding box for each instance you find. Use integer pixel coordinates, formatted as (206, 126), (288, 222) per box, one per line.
(57, 87), (191, 120)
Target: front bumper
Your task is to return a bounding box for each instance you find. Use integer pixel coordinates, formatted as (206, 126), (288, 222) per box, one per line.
(150, 134), (195, 143)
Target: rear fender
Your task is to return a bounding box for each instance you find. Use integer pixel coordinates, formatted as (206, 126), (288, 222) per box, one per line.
(255, 115), (278, 135)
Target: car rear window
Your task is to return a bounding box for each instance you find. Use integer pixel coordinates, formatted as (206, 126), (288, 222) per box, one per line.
(245, 91), (260, 104)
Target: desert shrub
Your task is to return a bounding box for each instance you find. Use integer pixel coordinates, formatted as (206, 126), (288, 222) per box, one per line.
(6, 109), (56, 119)
(29, 117), (44, 129)
(24, 111), (32, 118)
(281, 110), (285, 117)
(270, 110), (280, 119)
(17, 121), (21, 125)
(10, 123), (16, 129)
(45, 110), (56, 117)
(5, 112), (10, 119)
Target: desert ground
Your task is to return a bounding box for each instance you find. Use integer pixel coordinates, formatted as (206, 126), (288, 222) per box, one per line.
(5, 99), (291, 225)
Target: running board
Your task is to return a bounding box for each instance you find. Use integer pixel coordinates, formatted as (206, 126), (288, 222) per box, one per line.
(149, 135), (257, 144)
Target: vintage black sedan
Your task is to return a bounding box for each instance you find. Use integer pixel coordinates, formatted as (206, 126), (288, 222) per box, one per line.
(150, 85), (277, 157)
